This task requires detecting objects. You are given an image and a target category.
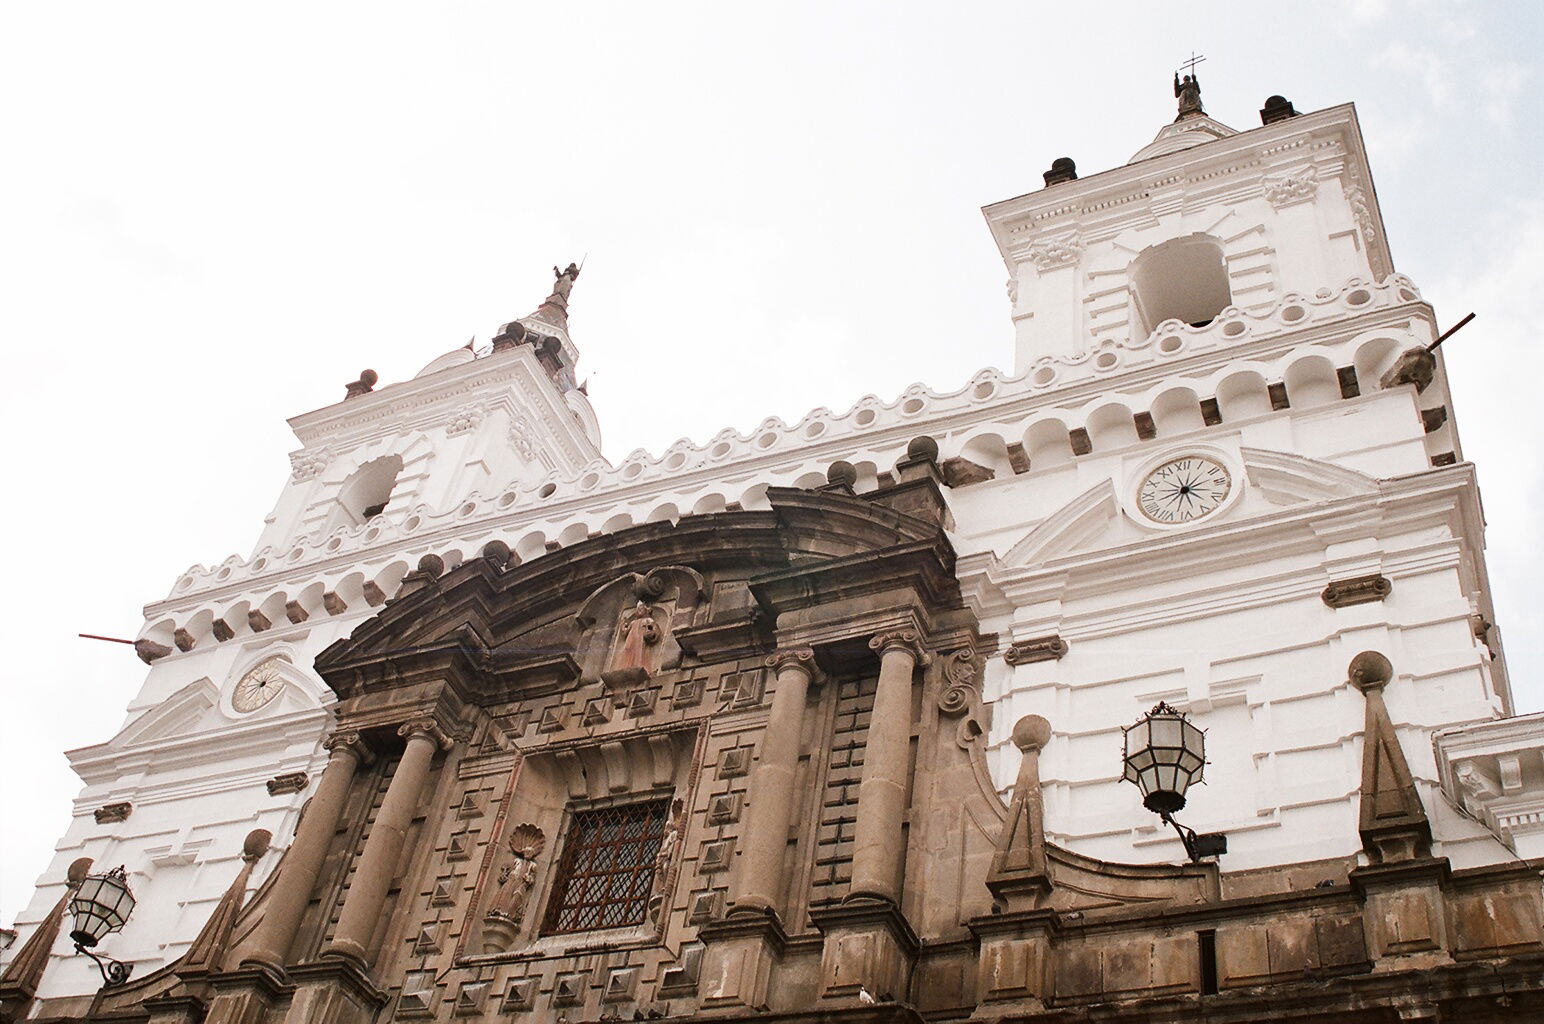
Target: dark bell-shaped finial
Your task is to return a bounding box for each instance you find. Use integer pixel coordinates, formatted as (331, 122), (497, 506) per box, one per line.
(1043, 157), (1078, 187)
(1260, 95), (1299, 125)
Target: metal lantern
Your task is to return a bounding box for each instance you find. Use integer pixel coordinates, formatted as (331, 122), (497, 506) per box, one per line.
(1122, 701), (1207, 815)
(68, 866), (135, 949)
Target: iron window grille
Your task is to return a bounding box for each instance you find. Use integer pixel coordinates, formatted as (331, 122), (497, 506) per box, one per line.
(541, 798), (671, 935)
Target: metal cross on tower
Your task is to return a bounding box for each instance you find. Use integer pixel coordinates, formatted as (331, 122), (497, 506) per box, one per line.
(1179, 52), (1206, 77)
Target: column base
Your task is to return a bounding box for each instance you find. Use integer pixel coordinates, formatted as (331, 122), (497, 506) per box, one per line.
(966, 908), (1060, 1007)
(203, 965), (294, 1024)
(281, 958), (387, 1024)
(697, 910), (789, 1009)
(809, 898), (919, 1003)
(1351, 857), (1455, 970)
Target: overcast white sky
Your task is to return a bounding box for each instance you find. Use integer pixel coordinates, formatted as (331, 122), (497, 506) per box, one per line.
(3, 1), (1541, 922)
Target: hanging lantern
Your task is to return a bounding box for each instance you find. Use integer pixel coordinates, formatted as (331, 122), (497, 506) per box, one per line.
(68, 866), (136, 949)
(1122, 701), (1207, 815)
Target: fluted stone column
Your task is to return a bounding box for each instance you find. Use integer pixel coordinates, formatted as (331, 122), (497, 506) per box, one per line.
(849, 630), (926, 905)
(322, 719), (449, 966)
(731, 647), (816, 917)
(241, 732), (369, 972)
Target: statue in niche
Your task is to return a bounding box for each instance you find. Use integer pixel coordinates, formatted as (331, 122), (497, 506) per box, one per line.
(482, 823), (546, 951)
(609, 600), (662, 675)
(648, 799), (686, 922)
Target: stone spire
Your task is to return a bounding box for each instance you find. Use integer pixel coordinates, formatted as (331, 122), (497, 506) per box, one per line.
(178, 830), (270, 975)
(1349, 651), (1433, 862)
(0, 857), (92, 1023)
(986, 715), (1052, 908)
(491, 262), (583, 392)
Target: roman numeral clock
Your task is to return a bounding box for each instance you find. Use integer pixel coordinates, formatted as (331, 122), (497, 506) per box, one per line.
(1136, 455), (1233, 524)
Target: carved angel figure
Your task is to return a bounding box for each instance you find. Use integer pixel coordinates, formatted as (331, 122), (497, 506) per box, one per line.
(485, 824), (545, 925)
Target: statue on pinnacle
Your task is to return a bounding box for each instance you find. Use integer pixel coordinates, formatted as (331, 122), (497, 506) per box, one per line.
(547, 262), (580, 308)
(1174, 52), (1205, 120)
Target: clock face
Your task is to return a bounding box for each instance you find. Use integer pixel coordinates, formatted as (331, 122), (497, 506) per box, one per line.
(232, 659), (286, 713)
(1137, 456), (1232, 524)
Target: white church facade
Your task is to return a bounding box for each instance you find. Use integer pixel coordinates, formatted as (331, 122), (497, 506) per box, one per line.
(4, 80), (1542, 1023)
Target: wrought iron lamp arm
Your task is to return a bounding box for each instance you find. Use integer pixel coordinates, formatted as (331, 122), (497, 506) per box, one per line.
(74, 943), (132, 988)
(1159, 812), (1226, 863)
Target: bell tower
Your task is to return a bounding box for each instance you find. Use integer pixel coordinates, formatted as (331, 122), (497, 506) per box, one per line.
(987, 78), (1394, 376)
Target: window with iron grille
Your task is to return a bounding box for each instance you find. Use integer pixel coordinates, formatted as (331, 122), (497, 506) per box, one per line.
(541, 798), (671, 935)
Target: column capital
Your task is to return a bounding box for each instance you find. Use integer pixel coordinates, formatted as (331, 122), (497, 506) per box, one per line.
(323, 729), (373, 764)
(765, 647), (816, 678)
(398, 717), (454, 751)
(868, 629), (929, 665)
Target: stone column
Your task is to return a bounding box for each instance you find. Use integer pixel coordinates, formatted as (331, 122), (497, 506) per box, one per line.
(730, 647), (815, 917)
(849, 630), (925, 905)
(322, 719), (449, 966)
(241, 732), (369, 973)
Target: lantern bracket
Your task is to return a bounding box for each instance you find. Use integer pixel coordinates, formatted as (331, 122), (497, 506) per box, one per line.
(74, 943), (133, 988)
(1161, 812), (1227, 863)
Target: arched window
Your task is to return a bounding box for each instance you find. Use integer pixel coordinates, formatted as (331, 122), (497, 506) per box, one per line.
(331, 455), (403, 530)
(1130, 234), (1232, 336)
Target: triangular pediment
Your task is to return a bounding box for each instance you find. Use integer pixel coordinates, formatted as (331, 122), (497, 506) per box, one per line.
(1240, 448), (1379, 505)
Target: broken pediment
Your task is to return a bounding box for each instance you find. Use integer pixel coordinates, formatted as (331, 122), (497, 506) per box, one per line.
(1001, 479), (1119, 567)
(1240, 447), (1379, 505)
(113, 678), (224, 747)
(315, 486), (957, 701)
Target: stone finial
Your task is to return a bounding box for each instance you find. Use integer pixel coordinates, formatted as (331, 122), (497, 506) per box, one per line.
(826, 460), (858, 488)
(417, 553), (446, 578)
(242, 829), (272, 862)
(491, 319), (527, 353)
(481, 539), (513, 569)
(1349, 651), (1432, 863)
(1043, 157), (1077, 186)
(988, 715), (1052, 907)
(906, 435), (940, 464)
(1260, 94), (1299, 124)
(1348, 650), (1394, 693)
(344, 369), (378, 400)
(1012, 714), (1052, 753)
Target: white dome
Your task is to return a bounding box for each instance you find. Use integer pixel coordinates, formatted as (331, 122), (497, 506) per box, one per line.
(414, 347), (476, 379)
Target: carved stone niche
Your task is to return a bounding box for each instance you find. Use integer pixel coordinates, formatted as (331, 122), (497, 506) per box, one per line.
(471, 726), (699, 955)
(572, 567), (707, 704)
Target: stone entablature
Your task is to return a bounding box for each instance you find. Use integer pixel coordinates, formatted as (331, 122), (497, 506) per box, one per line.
(141, 281), (1452, 671)
(1436, 712), (1544, 858)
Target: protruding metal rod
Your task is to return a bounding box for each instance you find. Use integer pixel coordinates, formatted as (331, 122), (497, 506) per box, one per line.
(1427, 312), (1476, 353)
